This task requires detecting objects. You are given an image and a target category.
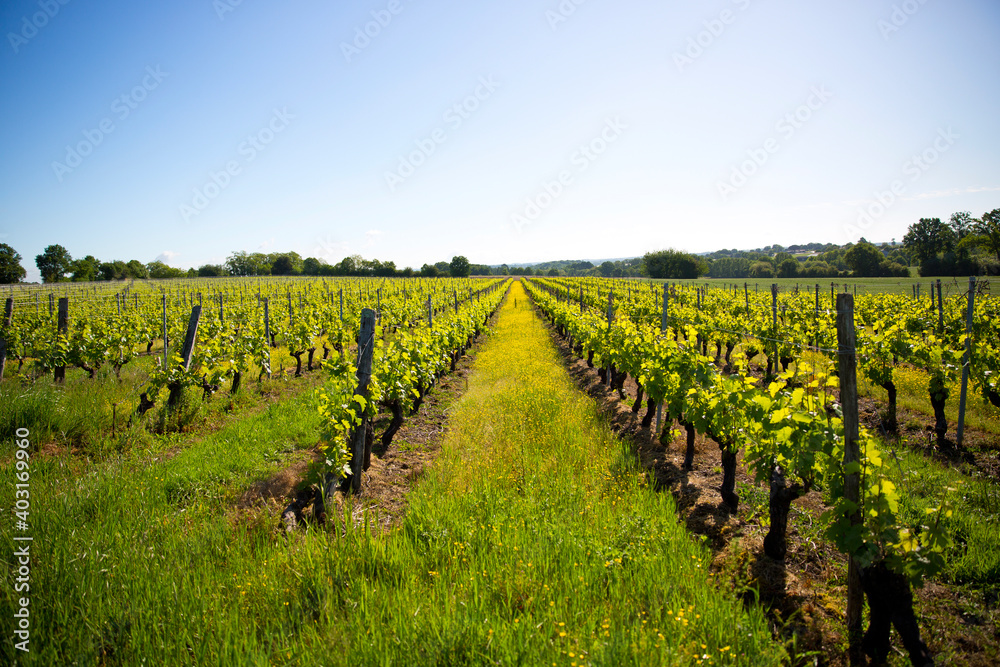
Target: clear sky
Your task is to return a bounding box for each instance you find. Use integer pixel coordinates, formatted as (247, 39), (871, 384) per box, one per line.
(2, 0), (998, 281)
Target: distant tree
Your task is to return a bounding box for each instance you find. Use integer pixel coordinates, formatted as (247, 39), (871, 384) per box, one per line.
(799, 261), (838, 278)
(950, 211), (976, 240)
(35, 244), (73, 283)
(773, 251), (795, 267)
(707, 257), (751, 279)
(71, 255), (101, 282)
(469, 263), (492, 276)
(547, 268), (560, 276)
(420, 263), (440, 278)
(226, 251), (255, 276)
(267, 251), (302, 275)
(375, 260), (397, 277)
(642, 249), (702, 279)
(198, 264), (226, 277)
(522, 267), (534, 276)
(399, 266), (415, 277)
(903, 218), (955, 263)
(844, 241), (885, 277)
(146, 260), (185, 279)
(748, 261), (775, 278)
(969, 208), (1000, 263)
(500, 264), (510, 275)
(125, 260), (148, 279)
(99, 260), (127, 281)
(885, 247), (912, 267)
(449, 255), (470, 278)
(777, 258), (799, 278)
(271, 255), (297, 276)
(250, 252), (272, 275)
(0, 244), (27, 283)
(334, 255), (361, 276)
(186, 268), (197, 278)
(599, 261), (615, 277)
(302, 257), (325, 275)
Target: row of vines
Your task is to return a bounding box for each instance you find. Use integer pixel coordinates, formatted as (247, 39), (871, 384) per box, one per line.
(522, 276), (998, 666)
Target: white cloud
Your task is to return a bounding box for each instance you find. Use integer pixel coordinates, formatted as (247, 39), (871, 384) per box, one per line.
(312, 234), (349, 261)
(156, 250), (180, 265)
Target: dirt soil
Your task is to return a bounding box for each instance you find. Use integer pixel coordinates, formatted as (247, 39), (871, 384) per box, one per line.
(540, 313), (1000, 667)
(261, 301), (505, 537)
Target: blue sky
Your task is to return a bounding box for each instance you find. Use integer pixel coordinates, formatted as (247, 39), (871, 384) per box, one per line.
(1, 0), (998, 281)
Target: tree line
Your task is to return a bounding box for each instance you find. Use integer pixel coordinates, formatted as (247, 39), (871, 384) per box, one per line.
(644, 208), (998, 280)
(2, 207), (995, 284)
(0, 245), (485, 283)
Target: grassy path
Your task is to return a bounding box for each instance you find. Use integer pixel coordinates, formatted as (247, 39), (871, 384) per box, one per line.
(2, 281), (783, 666)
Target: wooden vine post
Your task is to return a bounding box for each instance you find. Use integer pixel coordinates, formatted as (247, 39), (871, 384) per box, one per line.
(350, 308), (376, 494)
(162, 294), (168, 368)
(168, 306), (202, 407)
(54, 298), (69, 383)
(263, 298), (272, 376)
(771, 284), (779, 375)
(957, 276), (976, 446)
(837, 293), (864, 666)
(936, 279), (944, 334)
(656, 283), (668, 434)
(0, 297), (13, 380)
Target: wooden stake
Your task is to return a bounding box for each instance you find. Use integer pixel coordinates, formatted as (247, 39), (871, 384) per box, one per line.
(350, 308), (377, 494)
(957, 277), (976, 446)
(837, 293), (864, 666)
(0, 297), (13, 380)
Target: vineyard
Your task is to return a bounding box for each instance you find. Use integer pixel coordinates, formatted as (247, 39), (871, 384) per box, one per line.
(525, 275), (1000, 665)
(0, 276), (506, 456)
(0, 275), (998, 665)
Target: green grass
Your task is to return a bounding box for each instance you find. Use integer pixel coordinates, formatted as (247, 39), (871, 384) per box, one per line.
(858, 364), (1000, 436)
(1, 281), (784, 666)
(877, 442), (1000, 595)
(0, 338), (323, 456)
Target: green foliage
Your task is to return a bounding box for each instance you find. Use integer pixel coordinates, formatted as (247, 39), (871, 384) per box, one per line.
(844, 241), (884, 276)
(642, 249), (703, 279)
(449, 255), (470, 278)
(904, 217), (956, 263)
(526, 275), (975, 588)
(748, 261), (775, 278)
(0, 242), (27, 283)
(35, 243), (73, 283)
